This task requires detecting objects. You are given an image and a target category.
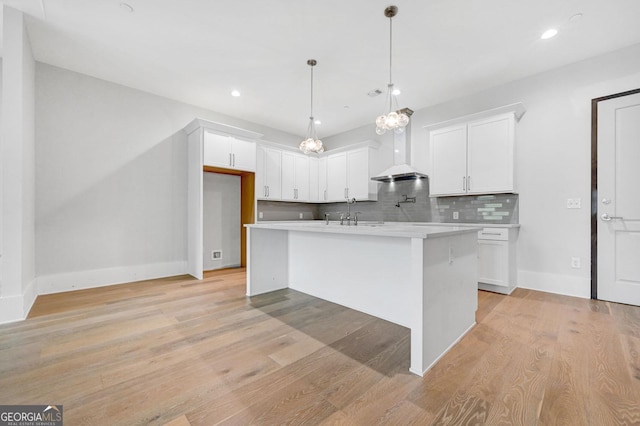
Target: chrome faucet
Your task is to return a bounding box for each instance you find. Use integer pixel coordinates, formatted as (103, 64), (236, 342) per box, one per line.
(340, 198), (357, 225)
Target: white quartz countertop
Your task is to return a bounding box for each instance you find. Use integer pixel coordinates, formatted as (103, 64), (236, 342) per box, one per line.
(246, 221), (483, 239)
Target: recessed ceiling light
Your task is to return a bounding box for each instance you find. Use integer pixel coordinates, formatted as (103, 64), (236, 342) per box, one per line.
(231, 90), (240, 97)
(391, 88), (401, 96)
(119, 2), (134, 12)
(541, 28), (558, 40)
(314, 120), (321, 125)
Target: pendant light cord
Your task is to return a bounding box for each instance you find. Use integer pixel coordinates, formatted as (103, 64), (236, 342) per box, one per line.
(389, 16), (393, 86)
(310, 64), (314, 120)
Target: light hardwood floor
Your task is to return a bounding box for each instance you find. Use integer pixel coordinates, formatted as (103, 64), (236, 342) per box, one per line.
(1, 269), (639, 425)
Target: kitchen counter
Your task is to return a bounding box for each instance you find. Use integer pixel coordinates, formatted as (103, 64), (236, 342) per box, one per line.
(245, 221), (480, 376)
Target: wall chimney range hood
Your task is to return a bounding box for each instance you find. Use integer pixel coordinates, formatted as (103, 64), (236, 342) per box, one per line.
(371, 108), (428, 182)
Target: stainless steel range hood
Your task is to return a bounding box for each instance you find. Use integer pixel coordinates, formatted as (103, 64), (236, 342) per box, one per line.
(370, 163), (428, 182)
(371, 110), (428, 182)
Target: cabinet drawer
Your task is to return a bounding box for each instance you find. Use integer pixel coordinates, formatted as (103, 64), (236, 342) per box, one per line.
(477, 228), (509, 241)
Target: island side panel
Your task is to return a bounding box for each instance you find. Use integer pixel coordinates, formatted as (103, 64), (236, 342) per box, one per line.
(246, 227), (289, 296)
(419, 232), (478, 374)
(288, 230), (414, 328)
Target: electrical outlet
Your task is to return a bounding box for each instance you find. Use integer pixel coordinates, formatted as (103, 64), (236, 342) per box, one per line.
(212, 250), (222, 261)
(259, 211), (263, 219)
(453, 211), (459, 220)
(571, 257), (581, 268)
(567, 198), (582, 209)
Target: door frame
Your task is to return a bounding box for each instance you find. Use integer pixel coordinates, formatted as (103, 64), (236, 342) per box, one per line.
(590, 88), (640, 299)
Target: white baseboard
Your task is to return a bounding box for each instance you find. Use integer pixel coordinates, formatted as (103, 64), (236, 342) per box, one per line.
(0, 278), (38, 324)
(0, 294), (26, 324)
(517, 269), (590, 299)
(37, 261), (188, 295)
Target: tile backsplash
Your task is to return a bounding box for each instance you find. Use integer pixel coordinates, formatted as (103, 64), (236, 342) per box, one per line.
(257, 178), (518, 224)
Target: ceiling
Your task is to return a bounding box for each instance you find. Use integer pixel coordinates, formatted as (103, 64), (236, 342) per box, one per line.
(2, 0), (640, 138)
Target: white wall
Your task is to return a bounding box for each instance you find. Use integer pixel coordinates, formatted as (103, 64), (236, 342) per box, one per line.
(34, 63), (301, 296)
(203, 172), (240, 270)
(324, 42), (640, 299)
(412, 43), (640, 298)
(0, 6), (36, 324)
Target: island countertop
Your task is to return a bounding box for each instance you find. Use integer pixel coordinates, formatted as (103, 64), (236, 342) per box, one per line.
(245, 221), (482, 239)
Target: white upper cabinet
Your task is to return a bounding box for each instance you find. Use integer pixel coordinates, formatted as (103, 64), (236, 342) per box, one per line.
(281, 151), (310, 202)
(327, 152), (348, 200)
(430, 124), (467, 195)
(429, 107), (521, 197)
(203, 130), (256, 172)
(256, 145), (282, 200)
(326, 147), (377, 201)
(254, 141), (378, 204)
(318, 157), (328, 202)
(308, 158), (320, 202)
(467, 115), (515, 194)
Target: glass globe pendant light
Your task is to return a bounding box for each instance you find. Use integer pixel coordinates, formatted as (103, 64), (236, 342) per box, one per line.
(375, 5), (409, 135)
(299, 59), (324, 154)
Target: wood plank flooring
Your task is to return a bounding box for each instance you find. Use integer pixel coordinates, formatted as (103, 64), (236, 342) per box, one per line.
(1, 269), (639, 425)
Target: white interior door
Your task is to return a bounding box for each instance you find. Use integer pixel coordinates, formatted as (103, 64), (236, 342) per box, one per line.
(597, 92), (640, 305)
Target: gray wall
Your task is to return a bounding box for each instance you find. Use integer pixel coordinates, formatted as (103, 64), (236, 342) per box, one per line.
(34, 62), (301, 293)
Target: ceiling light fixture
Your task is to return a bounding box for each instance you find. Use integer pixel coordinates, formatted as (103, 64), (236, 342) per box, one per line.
(376, 5), (409, 135)
(541, 28), (558, 40)
(299, 59), (324, 154)
(231, 90), (240, 97)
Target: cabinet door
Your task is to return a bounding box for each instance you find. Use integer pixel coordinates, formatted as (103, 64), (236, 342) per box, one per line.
(255, 146), (266, 199)
(203, 131), (232, 168)
(467, 114), (514, 194)
(308, 157), (319, 202)
(327, 152), (348, 201)
(230, 138), (256, 172)
(318, 157), (328, 201)
(346, 148), (369, 199)
(295, 155), (310, 201)
(430, 124), (468, 196)
(477, 240), (509, 287)
(281, 152), (297, 201)
(256, 146), (281, 200)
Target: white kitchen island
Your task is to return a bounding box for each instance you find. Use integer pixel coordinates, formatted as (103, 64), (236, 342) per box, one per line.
(245, 221), (480, 376)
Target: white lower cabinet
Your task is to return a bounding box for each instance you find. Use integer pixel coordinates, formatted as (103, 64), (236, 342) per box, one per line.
(477, 227), (518, 294)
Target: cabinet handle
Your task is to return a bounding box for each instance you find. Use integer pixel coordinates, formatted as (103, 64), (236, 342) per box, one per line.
(266, 186), (269, 197)
(295, 188), (298, 199)
(232, 153), (236, 167)
(229, 153), (233, 166)
(462, 176), (466, 191)
(467, 176), (471, 191)
(324, 189), (327, 201)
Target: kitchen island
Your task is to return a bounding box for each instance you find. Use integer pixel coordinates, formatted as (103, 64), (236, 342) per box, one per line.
(245, 221), (480, 376)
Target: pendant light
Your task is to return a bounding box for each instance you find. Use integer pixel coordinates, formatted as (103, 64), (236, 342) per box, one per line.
(299, 59), (324, 154)
(375, 5), (409, 135)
